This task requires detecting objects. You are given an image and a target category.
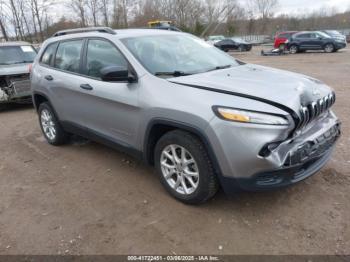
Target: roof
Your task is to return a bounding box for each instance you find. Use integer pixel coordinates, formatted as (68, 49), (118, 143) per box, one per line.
(0, 41), (32, 47)
(114, 28), (181, 37)
(46, 28), (182, 43)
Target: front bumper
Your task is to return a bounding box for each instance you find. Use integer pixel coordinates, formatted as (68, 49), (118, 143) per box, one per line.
(335, 42), (347, 49)
(207, 111), (340, 193)
(0, 74), (31, 103)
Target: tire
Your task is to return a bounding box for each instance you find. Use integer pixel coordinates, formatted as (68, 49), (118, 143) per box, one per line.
(324, 43), (334, 53)
(154, 130), (219, 205)
(238, 45), (246, 52)
(38, 102), (69, 146)
(289, 44), (298, 54)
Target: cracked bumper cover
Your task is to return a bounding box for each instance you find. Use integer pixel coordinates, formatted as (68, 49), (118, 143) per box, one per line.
(207, 110), (340, 194)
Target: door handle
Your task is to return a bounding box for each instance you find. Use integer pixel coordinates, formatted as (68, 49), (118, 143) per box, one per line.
(45, 75), (53, 81)
(80, 84), (93, 91)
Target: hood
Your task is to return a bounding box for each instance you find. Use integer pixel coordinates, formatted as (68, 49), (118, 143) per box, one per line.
(170, 64), (332, 115)
(0, 63), (31, 76)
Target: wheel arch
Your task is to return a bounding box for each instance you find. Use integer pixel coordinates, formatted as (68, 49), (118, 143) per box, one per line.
(32, 91), (62, 122)
(32, 91), (50, 111)
(143, 119), (223, 176)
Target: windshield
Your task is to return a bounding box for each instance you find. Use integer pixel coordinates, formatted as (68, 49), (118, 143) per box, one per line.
(0, 45), (37, 65)
(326, 30), (341, 36)
(122, 34), (239, 76)
(318, 32), (332, 38)
(209, 36), (225, 41)
(232, 37), (245, 42)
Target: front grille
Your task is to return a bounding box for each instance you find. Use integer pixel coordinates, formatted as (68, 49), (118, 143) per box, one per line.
(284, 123), (340, 167)
(297, 92), (336, 130)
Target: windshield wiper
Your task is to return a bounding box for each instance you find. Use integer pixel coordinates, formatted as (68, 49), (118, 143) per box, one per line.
(0, 61), (33, 65)
(155, 71), (191, 77)
(12, 61), (33, 64)
(207, 64), (233, 72)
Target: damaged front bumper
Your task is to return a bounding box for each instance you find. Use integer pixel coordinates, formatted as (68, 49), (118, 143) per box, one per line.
(0, 74), (32, 103)
(207, 110), (340, 194)
(237, 123), (340, 191)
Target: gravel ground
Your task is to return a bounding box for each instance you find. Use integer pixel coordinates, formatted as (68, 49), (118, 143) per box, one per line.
(0, 46), (349, 255)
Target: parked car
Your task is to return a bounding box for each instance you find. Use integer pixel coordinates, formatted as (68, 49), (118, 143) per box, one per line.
(214, 37), (252, 52)
(31, 27), (341, 204)
(322, 30), (346, 42)
(287, 31), (347, 54)
(274, 31), (297, 49)
(346, 34), (350, 43)
(0, 41), (37, 108)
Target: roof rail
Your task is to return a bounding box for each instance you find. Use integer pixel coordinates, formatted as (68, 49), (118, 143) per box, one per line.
(53, 27), (116, 37)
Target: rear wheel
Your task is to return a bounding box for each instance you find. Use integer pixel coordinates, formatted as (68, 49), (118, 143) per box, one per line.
(154, 130), (219, 204)
(324, 43), (335, 53)
(38, 102), (69, 145)
(289, 44), (298, 54)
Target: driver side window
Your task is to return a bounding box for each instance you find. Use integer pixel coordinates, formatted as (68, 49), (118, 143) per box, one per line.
(85, 39), (128, 79)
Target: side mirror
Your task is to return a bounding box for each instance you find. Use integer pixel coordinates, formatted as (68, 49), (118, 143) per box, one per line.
(100, 65), (137, 83)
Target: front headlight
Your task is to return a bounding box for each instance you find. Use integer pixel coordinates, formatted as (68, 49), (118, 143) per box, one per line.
(214, 107), (289, 126)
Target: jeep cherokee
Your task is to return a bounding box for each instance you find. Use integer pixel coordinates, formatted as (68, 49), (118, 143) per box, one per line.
(31, 27), (341, 204)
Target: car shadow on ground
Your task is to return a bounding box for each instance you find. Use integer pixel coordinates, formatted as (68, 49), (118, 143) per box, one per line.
(0, 103), (33, 113)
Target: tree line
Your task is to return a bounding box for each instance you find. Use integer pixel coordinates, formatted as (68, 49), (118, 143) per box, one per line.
(0, 0), (349, 43)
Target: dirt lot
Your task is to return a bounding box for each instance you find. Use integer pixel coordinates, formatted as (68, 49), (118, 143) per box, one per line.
(0, 46), (349, 255)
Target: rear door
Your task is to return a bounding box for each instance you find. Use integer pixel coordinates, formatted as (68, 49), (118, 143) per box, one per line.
(46, 39), (87, 125)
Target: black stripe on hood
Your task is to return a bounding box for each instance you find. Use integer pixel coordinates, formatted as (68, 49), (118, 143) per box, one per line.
(170, 81), (300, 128)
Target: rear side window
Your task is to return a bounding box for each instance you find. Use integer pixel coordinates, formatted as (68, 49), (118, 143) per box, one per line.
(40, 43), (57, 65)
(279, 33), (288, 38)
(84, 39), (128, 79)
(54, 40), (83, 73)
(296, 34), (311, 39)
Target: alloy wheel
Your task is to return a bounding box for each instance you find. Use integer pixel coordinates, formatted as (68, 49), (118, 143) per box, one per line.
(40, 109), (56, 140)
(289, 45), (298, 54)
(160, 144), (199, 195)
(325, 44), (334, 53)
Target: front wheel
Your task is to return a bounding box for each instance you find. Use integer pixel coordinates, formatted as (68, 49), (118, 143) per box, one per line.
(154, 130), (219, 204)
(324, 43), (335, 53)
(238, 45), (246, 52)
(38, 102), (69, 145)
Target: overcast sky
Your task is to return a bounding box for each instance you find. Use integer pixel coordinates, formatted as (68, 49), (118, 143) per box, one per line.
(49, 0), (350, 21)
(238, 0), (350, 15)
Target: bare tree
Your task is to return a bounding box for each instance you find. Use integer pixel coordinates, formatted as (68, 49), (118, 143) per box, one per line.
(0, 0), (9, 41)
(86, 0), (99, 26)
(249, 0), (278, 33)
(0, 16), (8, 41)
(100, 0), (110, 26)
(69, 0), (87, 27)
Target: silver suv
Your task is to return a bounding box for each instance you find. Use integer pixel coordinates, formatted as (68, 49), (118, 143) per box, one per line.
(31, 27), (341, 204)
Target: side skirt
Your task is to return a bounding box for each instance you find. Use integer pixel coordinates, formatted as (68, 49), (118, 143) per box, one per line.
(61, 121), (143, 161)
